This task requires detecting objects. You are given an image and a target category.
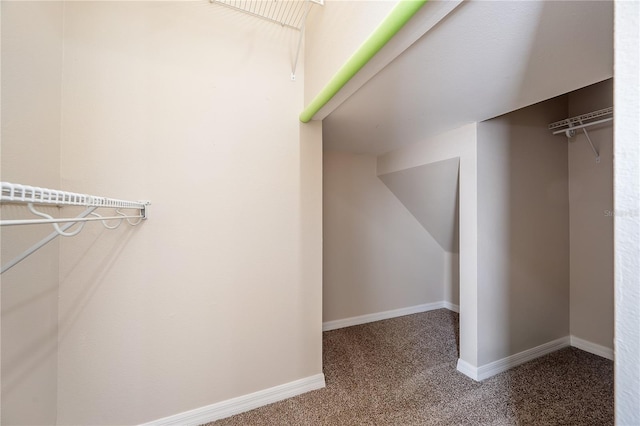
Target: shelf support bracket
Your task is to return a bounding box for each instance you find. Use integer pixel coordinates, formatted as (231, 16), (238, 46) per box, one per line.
(1, 207), (97, 274)
(291, 0), (314, 81)
(564, 125), (601, 164)
(582, 127), (601, 164)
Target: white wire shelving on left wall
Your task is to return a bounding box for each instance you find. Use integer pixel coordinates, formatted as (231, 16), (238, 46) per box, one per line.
(211, 0), (323, 80)
(0, 182), (150, 274)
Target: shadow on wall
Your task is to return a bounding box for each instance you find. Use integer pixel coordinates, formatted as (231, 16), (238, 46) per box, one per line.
(378, 157), (460, 253)
(477, 63), (615, 423)
(322, 151), (451, 324)
(477, 94), (572, 369)
(378, 157), (461, 310)
(2, 222), (136, 396)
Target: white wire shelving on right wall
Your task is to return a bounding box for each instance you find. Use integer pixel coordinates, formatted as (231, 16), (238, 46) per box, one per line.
(548, 106), (613, 164)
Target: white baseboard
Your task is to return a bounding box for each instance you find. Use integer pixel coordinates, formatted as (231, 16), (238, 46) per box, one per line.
(456, 358), (479, 380)
(570, 335), (614, 360)
(442, 301), (460, 313)
(457, 336), (571, 381)
(323, 301), (457, 331)
(142, 373), (326, 426)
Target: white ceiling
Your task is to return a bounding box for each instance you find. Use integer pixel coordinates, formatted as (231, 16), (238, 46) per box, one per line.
(323, 0), (613, 154)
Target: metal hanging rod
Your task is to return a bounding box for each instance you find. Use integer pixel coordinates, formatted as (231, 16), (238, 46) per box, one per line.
(0, 181), (150, 274)
(2, 214), (144, 227)
(548, 107), (613, 164)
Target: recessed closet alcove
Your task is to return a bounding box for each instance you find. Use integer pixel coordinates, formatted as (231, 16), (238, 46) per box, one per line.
(323, 77), (614, 374)
(321, 0), (616, 381)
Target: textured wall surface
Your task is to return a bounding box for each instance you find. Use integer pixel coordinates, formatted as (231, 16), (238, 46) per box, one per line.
(613, 1), (640, 423)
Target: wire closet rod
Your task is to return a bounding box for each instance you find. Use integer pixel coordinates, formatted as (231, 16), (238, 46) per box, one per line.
(1, 214), (144, 227)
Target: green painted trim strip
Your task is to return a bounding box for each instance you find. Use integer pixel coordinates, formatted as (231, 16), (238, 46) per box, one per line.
(299, 0), (428, 123)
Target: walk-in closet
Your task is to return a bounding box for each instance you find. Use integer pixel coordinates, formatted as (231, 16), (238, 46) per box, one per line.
(1, 0), (638, 425)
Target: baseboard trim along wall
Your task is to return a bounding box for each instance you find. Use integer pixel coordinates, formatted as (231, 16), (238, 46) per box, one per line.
(142, 331), (612, 424)
(322, 301), (460, 331)
(570, 335), (614, 360)
(442, 301), (460, 313)
(142, 373), (326, 426)
(457, 335), (614, 381)
(457, 337), (571, 381)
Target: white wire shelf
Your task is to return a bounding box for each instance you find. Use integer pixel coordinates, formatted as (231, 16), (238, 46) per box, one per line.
(211, 0), (323, 80)
(548, 107), (613, 132)
(548, 107), (613, 164)
(212, 0), (322, 31)
(1, 181), (150, 274)
(1, 182), (148, 210)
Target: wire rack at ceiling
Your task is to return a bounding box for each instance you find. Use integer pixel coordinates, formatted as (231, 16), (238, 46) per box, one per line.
(213, 0), (322, 31)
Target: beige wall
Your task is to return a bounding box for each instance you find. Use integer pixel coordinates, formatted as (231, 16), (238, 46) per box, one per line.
(568, 79), (613, 350)
(377, 159), (460, 308)
(1, 2), (64, 424)
(56, 2), (321, 424)
(323, 151), (444, 322)
(4, 1), (324, 424)
(476, 96), (570, 366)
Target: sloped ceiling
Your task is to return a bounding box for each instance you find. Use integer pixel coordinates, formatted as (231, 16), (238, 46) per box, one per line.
(323, 0), (613, 154)
(379, 157), (459, 253)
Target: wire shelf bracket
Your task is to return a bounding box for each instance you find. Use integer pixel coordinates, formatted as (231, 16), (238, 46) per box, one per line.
(0, 182), (150, 274)
(549, 107), (613, 164)
(210, 0), (323, 81)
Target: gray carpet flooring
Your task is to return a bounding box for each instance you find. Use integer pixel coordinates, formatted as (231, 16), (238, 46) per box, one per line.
(209, 309), (614, 425)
